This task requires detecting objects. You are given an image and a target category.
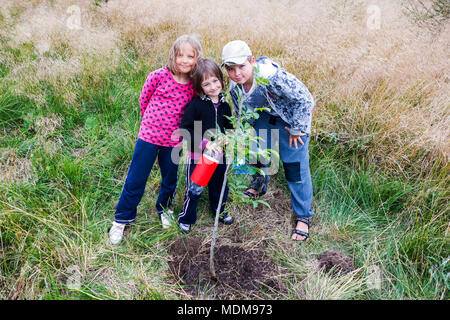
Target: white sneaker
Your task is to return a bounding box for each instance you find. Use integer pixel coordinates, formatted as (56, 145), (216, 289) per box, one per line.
(109, 221), (125, 245)
(160, 209), (174, 229)
(178, 222), (191, 234)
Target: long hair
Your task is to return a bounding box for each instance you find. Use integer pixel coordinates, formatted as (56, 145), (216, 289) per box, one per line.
(167, 34), (203, 76)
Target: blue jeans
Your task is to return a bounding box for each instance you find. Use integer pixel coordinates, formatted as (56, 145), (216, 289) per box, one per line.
(115, 139), (179, 223)
(253, 112), (314, 220)
(178, 157), (229, 225)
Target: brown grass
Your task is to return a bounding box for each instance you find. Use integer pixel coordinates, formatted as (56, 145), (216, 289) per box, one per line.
(2, 0), (448, 179)
(0, 148), (37, 184)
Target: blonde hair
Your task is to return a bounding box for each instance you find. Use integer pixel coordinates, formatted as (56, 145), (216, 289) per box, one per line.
(167, 34), (203, 76)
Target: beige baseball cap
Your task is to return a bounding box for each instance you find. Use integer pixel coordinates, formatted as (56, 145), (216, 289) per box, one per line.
(221, 40), (252, 67)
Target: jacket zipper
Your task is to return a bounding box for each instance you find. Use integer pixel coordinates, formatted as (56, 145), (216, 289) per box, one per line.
(215, 104), (218, 129)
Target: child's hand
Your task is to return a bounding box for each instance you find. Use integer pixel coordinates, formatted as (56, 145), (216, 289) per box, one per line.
(205, 140), (223, 156)
(285, 127), (305, 149)
(218, 135), (229, 146)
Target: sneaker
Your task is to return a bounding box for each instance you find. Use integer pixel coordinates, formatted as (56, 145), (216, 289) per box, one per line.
(178, 222), (191, 234)
(160, 209), (174, 229)
(109, 221), (125, 245)
(219, 212), (234, 225)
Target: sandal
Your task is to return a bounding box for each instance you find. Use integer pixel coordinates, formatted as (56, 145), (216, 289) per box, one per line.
(243, 174), (269, 199)
(243, 189), (258, 199)
(292, 217), (310, 241)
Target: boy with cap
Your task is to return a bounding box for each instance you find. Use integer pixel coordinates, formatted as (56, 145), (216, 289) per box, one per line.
(221, 40), (315, 241)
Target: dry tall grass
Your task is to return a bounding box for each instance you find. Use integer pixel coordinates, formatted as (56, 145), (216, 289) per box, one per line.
(2, 0), (448, 179)
(1, 0), (449, 300)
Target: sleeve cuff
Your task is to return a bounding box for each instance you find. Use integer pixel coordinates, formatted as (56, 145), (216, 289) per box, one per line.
(200, 139), (209, 151)
(288, 128), (304, 136)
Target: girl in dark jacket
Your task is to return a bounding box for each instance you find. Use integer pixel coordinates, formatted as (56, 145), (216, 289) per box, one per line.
(177, 58), (234, 233)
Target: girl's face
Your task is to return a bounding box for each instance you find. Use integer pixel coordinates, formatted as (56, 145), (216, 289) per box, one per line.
(201, 75), (222, 100)
(175, 43), (197, 75)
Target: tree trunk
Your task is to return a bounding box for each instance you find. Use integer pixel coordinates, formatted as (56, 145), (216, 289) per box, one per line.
(209, 162), (232, 280)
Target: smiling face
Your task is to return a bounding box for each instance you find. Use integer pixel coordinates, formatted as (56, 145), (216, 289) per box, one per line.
(201, 75), (223, 101)
(174, 42), (197, 75)
(225, 57), (255, 88)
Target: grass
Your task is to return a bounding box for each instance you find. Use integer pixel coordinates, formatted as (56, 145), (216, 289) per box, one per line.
(0, 0), (448, 300)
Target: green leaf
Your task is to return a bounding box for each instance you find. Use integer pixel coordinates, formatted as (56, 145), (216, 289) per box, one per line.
(256, 200), (271, 208)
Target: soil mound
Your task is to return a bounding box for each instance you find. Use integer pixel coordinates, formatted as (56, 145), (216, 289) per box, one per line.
(317, 250), (354, 276)
(169, 237), (284, 299)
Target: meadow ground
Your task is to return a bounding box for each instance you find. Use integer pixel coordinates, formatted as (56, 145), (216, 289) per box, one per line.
(0, 0), (448, 299)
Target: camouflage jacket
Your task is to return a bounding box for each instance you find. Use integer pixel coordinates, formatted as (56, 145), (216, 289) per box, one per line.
(229, 56), (314, 135)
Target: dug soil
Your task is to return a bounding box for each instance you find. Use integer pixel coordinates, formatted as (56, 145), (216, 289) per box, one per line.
(168, 237), (285, 299)
(317, 250), (354, 276)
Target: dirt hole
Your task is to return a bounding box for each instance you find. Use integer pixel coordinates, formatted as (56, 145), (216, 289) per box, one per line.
(169, 237), (285, 299)
(317, 250), (354, 276)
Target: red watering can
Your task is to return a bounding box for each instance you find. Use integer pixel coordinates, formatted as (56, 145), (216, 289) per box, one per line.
(191, 153), (220, 187)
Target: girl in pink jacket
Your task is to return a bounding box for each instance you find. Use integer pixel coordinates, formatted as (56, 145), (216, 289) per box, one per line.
(109, 35), (203, 245)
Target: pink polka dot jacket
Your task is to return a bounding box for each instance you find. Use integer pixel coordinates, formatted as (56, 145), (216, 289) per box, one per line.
(138, 67), (195, 147)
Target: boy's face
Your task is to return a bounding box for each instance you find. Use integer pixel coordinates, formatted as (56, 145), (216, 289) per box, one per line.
(225, 57), (255, 86)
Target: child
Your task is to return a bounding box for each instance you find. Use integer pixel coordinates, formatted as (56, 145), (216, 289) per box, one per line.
(177, 58), (234, 234)
(108, 34), (203, 245)
(221, 40), (314, 241)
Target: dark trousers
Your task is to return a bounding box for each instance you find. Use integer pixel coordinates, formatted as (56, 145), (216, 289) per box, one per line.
(178, 157), (229, 225)
(115, 139), (178, 223)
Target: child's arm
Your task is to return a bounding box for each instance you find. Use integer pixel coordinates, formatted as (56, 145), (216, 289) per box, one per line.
(180, 101), (204, 153)
(268, 71), (314, 136)
(139, 69), (162, 117)
(179, 100), (196, 134)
